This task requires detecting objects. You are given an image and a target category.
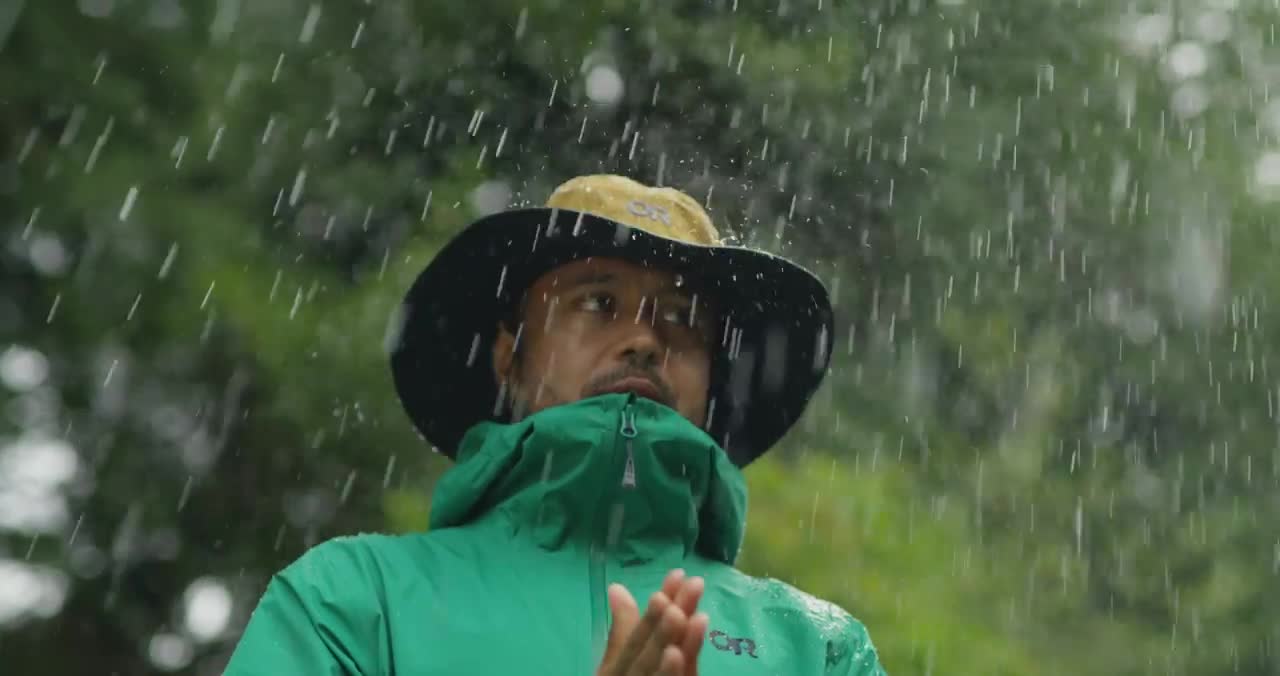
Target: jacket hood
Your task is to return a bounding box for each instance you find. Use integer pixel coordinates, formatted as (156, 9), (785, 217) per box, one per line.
(428, 393), (748, 566)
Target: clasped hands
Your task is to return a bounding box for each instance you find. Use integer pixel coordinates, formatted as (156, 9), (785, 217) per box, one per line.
(596, 569), (707, 676)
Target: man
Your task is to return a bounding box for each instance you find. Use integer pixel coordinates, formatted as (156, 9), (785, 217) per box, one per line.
(224, 175), (885, 675)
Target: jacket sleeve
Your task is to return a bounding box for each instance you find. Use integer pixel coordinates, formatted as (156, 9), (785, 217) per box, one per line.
(827, 615), (888, 676)
(223, 538), (388, 676)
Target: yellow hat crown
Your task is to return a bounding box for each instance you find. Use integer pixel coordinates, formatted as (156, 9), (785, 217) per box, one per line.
(545, 174), (721, 246)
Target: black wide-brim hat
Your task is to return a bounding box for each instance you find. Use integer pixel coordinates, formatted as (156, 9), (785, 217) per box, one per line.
(388, 175), (834, 467)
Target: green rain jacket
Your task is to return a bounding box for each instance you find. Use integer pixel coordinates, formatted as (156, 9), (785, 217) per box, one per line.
(225, 393), (885, 675)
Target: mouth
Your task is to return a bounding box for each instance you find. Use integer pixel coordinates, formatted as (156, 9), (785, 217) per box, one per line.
(596, 376), (668, 405)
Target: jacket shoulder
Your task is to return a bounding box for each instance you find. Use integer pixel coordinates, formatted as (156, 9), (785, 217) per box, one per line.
(225, 533), (424, 675)
(712, 566), (881, 669)
(276, 532), (435, 594)
(283, 532), (397, 573)
(742, 570), (867, 631)
(758, 576), (881, 672)
(773, 577), (866, 632)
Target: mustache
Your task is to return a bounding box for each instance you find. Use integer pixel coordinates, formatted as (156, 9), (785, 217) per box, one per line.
(583, 365), (675, 404)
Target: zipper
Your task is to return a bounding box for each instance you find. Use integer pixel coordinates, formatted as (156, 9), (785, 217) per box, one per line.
(589, 396), (639, 670)
(620, 403), (638, 489)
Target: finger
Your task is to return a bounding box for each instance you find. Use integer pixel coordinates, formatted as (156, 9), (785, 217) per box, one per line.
(681, 611), (709, 672)
(660, 569), (686, 601)
(599, 584), (640, 674)
(609, 584), (641, 634)
(672, 575), (704, 617)
(615, 590), (672, 673)
(656, 644), (685, 676)
(632, 599), (689, 674)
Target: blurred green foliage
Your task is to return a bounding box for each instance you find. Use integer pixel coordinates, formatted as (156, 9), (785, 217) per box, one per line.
(5, 0), (1280, 673)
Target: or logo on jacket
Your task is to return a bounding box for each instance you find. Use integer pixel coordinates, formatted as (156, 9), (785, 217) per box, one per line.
(709, 629), (758, 658)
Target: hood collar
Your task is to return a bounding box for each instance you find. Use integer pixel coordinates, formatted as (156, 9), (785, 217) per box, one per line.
(428, 394), (747, 566)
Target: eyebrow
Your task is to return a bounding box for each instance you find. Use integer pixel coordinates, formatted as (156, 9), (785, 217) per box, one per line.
(564, 270), (617, 288)
(562, 270), (690, 296)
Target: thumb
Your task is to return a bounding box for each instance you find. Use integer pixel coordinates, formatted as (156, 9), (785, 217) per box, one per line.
(599, 584), (639, 672)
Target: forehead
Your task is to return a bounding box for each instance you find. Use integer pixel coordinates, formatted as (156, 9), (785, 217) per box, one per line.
(528, 257), (694, 294)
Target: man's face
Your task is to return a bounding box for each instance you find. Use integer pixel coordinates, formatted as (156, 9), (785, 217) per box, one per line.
(491, 257), (715, 427)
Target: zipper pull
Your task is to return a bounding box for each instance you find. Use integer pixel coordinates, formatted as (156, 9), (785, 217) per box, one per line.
(620, 407), (637, 488)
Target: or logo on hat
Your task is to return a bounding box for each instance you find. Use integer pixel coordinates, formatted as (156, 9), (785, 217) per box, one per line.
(625, 199), (672, 226)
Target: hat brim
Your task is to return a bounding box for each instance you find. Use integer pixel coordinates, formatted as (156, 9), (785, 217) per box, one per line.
(388, 208), (834, 467)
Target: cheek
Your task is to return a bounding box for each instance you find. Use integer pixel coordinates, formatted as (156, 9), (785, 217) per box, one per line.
(665, 350), (711, 426)
(528, 325), (597, 380)
(664, 347), (712, 393)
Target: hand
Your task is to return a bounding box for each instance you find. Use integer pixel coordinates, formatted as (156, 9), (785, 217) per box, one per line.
(596, 569), (709, 676)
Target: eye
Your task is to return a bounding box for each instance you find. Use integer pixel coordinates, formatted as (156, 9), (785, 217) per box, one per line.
(658, 294), (706, 329)
(579, 292), (615, 314)
(660, 304), (694, 326)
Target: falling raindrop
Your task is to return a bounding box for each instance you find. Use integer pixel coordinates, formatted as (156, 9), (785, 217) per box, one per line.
(118, 186), (139, 221)
(299, 4), (322, 44)
(206, 126), (225, 161)
(83, 116), (114, 173)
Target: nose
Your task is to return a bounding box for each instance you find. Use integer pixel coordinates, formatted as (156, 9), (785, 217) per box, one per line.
(614, 300), (664, 365)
